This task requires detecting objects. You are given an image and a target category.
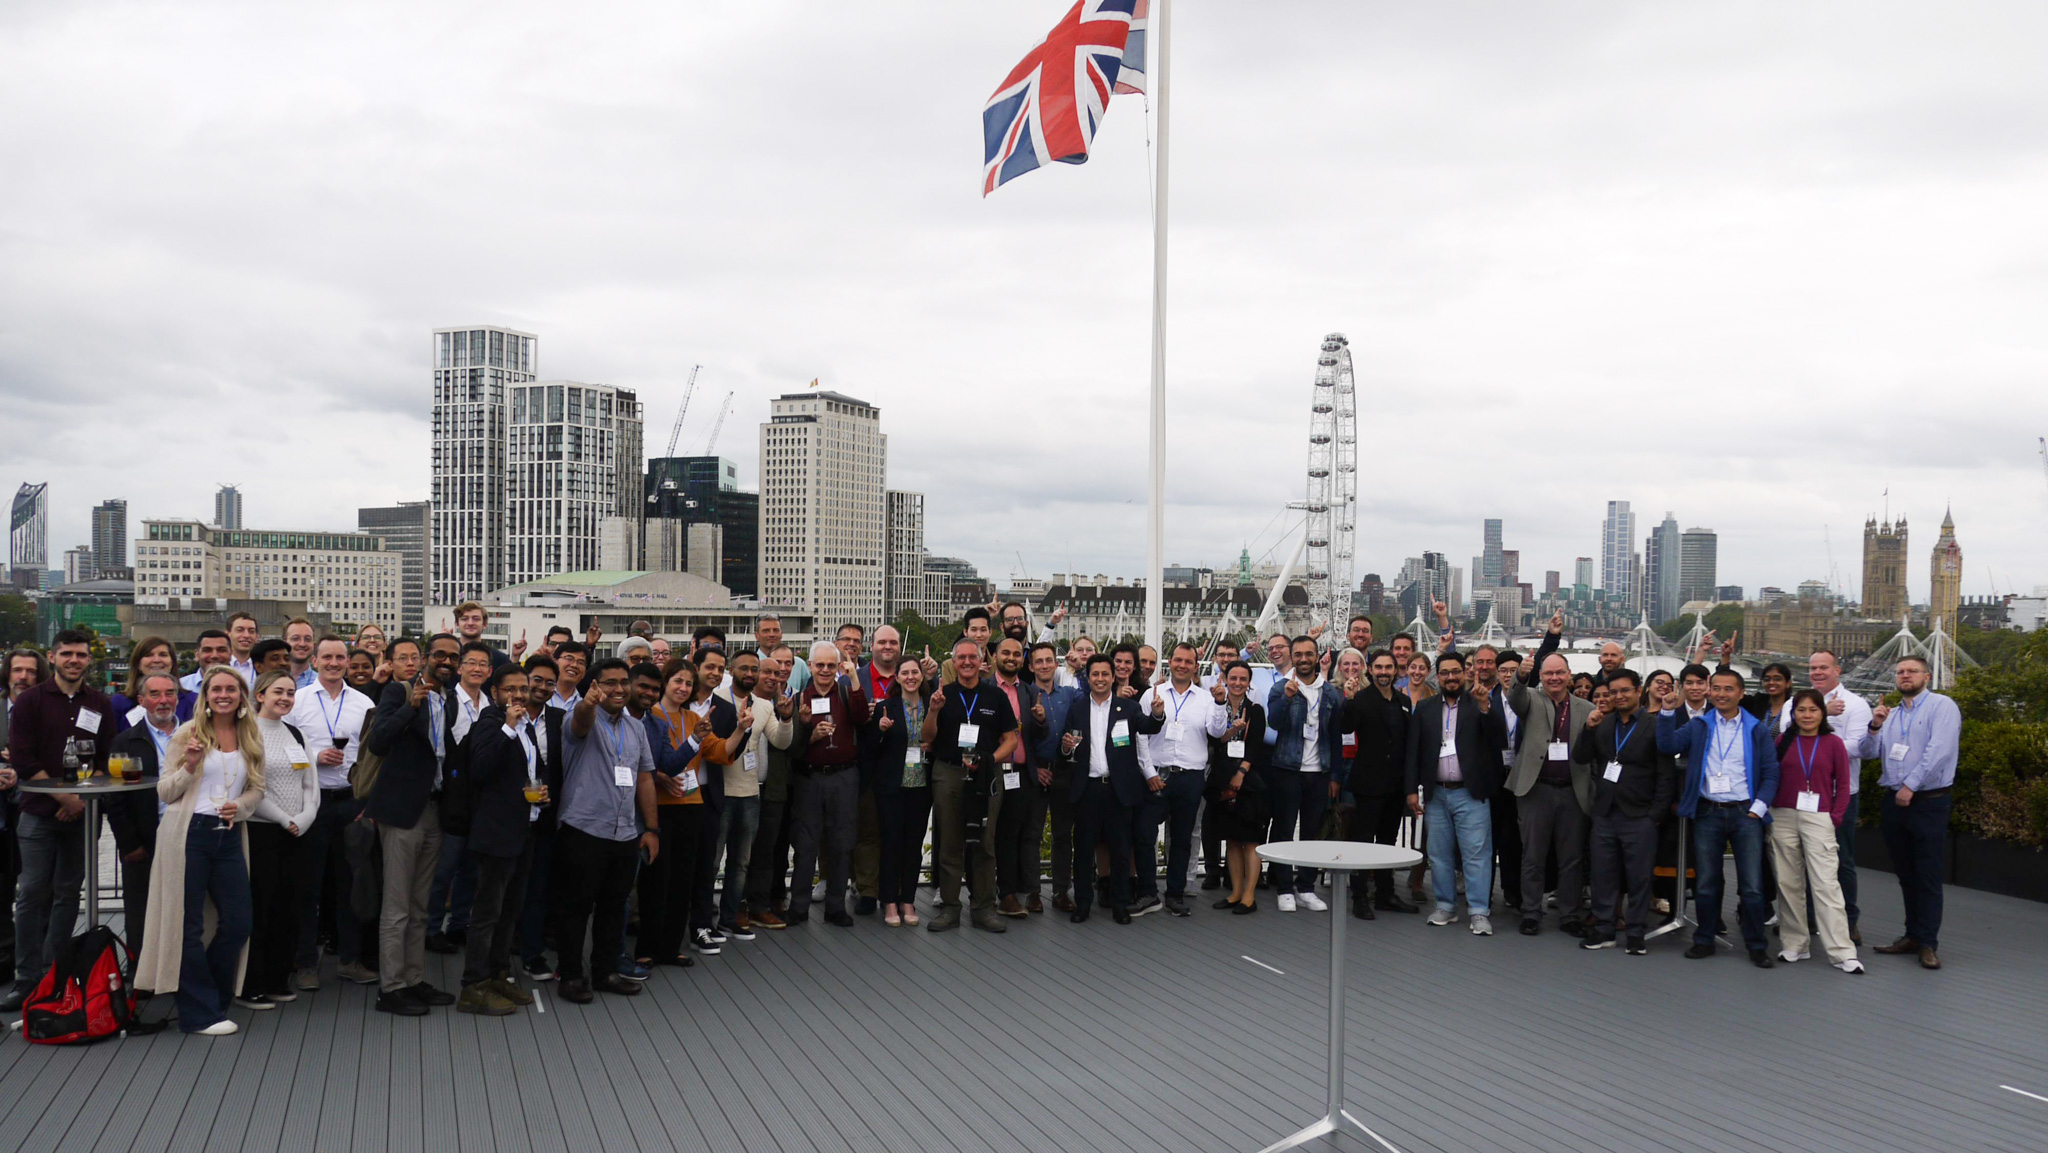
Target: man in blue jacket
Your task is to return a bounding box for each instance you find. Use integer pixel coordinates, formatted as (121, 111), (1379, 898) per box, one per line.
(1059, 654), (1160, 924)
(1656, 668), (1781, 968)
(1266, 636), (1344, 912)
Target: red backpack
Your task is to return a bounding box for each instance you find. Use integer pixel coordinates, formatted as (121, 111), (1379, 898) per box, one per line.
(22, 926), (141, 1044)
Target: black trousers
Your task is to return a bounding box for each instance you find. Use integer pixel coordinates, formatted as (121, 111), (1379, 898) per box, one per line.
(994, 773), (1047, 897)
(243, 822), (302, 997)
(745, 797), (792, 914)
(1345, 793), (1406, 901)
(1070, 778), (1133, 912)
(876, 787), (932, 907)
(1491, 787), (1523, 910)
(1590, 813), (1658, 938)
(637, 805), (706, 961)
(462, 843), (532, 986)
(549, 826), (638, 982)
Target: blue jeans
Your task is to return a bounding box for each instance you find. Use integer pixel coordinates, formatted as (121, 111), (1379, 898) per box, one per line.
(716, 795), (761, 925)
(1835, 814), (1859, 928)
(1880, 790), (1949, 951)
(1692, 803), (1768, 951)
(11, 811), (84, 997)
(179, 815), (252, 1032)
(1266, 770), (1330, 892)
(1161, 770), (1206, 898)
(427, 831), (477, 936)
(1425, 787), (1493, 916)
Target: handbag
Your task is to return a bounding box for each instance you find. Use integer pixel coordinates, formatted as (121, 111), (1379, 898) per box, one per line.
(349, 707), (383, 800)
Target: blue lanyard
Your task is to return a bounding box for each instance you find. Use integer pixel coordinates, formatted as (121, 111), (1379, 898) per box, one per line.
(1611, 717), (1639, 758)
(320, 687), (346, 741)
(427, 692), (443, 757)
(1793, 735), (1819, 787)
(1887, 698), (1924, 749)
(1709, 714), (1741, 764)
(959, 690), (981, 722)
(597, 708), (629, 764)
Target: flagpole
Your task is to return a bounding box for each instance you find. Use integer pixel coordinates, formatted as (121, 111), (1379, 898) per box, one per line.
(1144, 0), (1171, 654)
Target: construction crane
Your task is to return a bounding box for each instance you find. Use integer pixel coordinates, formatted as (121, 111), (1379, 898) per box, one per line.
(648, 365), (703, 506)
(699, 391), (735, 455)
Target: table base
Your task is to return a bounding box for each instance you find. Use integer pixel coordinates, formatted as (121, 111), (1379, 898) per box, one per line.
(1256, 1108), (1400, 1153)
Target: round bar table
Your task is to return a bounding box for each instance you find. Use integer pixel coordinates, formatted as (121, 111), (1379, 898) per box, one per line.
(17, 774), (161, 928)
(1253, 839), (1424, 1153)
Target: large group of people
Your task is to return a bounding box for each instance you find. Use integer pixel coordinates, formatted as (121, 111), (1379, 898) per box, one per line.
(0, 598), (1961, 1035)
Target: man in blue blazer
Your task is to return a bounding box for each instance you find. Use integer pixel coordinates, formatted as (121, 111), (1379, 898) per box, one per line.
(1265, 636), (1345, 910)
(1059, 654), (1161, 925)
(1656, 668), (1781, 967)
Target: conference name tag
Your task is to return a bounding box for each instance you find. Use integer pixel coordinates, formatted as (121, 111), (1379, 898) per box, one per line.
(1796, 790), (1821, 813)
(75, 708), (102, 735)
(1226, 739), (1246, 759)
(127, 705), (147, 727)
(1341, 733), (1357, 749)
(905, 747), (922, 766)
(809, 697), (832, 717)
(1889, 742), (1909, 762)
(1707, 773), (1736, 796)
(680, 769), (699, 793)
(1501, 751), (1514, 766)
(1604, 761), (1623, 783)
(613, 765), (634, 787)
(1166, 721), (1186, 741)
(1548, 741), (1569, 761)
(957, 722), (981, 748)
(1003, 769), (1021, 791)
(1438, 737), (1456, 760)
(743, 748), (758, 775)
(1111, 720), (1131, 748)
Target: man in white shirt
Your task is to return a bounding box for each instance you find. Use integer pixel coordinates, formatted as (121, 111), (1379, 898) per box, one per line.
(1809, 649), (1870, 942)
(427, 641), (496, 955)
(1136, 643), (1229, 917)
(284, 636), (377, 988)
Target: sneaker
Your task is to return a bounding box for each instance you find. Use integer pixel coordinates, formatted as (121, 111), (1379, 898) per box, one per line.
(1778, 949), (1810, 964)
(1544, 891), (1558, 910)
(1560, 918), (1586, 938)
(1129, 895), (1162, 918)
(1580, 932), (1616, 950)
(720, 920), (756, 942)
(691, 928), (723, 956)
(1765, 912), (1779, 928)
(335, 961), (377, 985)
(1684, 943), (1716, 960)
(522, 958), (556, 982)
(376, 989), (428, 1016)
(1654, 898), (1672, 916)
(233, 994), (277, 1011)
(1625, 937), (1647, 956)
(1469, 915), (1494, 937)
(704, 926), (728, 946)
(268, 989), (298, 1003)
(196, 1019), (241, 1036)
(1296, 892), (1328, 912)
(1163, 897), (1192, 918)
(616, 960), (652, 982)
(1519, 918), (1540, 936)
(1427, 909), (1458, 927)
(486, 977), (535, 1006)
(457, 982), (516, 1017)
(406, 982), (456, 1007)
(292, 967), (320, 992)
(1276, 893), (1298, 913)
(1834, 958), (1866, 975)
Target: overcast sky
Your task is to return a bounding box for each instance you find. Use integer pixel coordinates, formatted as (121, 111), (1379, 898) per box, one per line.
(5, 2), (2046, 604)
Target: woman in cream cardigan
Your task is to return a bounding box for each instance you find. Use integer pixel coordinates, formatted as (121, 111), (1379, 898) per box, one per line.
(136, 666), (266, 1036)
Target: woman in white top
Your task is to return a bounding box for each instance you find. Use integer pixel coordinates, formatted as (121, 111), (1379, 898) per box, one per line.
(136, 667), (266, 1036)
(237, 670), (321, 1010)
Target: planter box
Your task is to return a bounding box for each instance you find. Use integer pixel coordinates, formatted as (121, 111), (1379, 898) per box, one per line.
(1856, 825), (2048, 903)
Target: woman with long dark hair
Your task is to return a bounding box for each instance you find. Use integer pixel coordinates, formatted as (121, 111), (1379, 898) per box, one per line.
(1205, 662), (1270, 914)
(873, 660), (938, 927)
(1770, 688), (1863, 974)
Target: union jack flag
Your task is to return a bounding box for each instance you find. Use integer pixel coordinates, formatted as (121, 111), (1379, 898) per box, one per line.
(982, 0), (1147, 196)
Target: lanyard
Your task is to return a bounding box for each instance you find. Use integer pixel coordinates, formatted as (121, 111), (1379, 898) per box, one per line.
(427, 692), (444, 758)
(1792, 735), (1820, 788)
(1442, 698), (1457, 743)
(460, 691), (481, 725)
(1611, 717), (1639, 759)
(958, 689), (981, 727)
(1709, 713), (1741, 765)
(1886, 698), (1924, 749)
(595, 707), (629, 763)
(320, 686), (346, 741)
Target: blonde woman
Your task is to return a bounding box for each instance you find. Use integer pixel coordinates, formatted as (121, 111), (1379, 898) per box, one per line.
(136, 667), (266, 1036)
(238, 671), (321, 1010)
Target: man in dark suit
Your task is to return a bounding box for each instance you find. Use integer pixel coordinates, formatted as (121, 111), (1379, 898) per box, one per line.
(514, 654), (568, 981)
(365, 635), (460, 1016)
(1059, 654), (1161, 925)
(455, 663), (543, 1016)
(1404, 650), (1509, 936)
(1573, 669), (1674, 954)
(107, 671), (176, 959)
(1337, 650), (1414, 918)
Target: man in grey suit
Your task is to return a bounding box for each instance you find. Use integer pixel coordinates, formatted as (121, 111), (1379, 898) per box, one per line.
(1505, 613), (1597, 937)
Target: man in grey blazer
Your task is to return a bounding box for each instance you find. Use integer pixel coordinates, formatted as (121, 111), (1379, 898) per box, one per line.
(1506, 614), (1597, 937)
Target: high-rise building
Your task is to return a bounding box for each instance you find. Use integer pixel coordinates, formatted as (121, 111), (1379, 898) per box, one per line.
(1360, 573), (1384, 615)
(91, 499), (127, 575)
(883, 490), (926, 624)
(135, 518), (401, 632)
(1679, 527), (1718, 606)
(1544, 570), (1560, 598)
(506, 380), (643, 586)
(1600, 501), (1637, 608)
(759, 390), (887, 628)
(646, 455), (758, 596)
(1861, 515), (1909, 620)
(431, 325), (537, 605)
(1480, 519), (1504, 588)
(1573, 557), (1593, 591)
(1449, 565), (1465, 618)
(63, 546), (95, 585)
(1499, 549), (1519, 588)
(213, 484), (243, 531)
(9, 482), (48, 588)
(1929, 506), (1962, 627)
(1644, 512), (1680, 623)
(358, 501), (431, 636)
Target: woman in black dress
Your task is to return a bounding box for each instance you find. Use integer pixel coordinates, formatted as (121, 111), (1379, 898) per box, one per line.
(1205, 662), (1270, 914)
(871, 660), (938, 927)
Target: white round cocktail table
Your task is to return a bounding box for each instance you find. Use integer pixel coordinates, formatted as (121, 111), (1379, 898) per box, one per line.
(1254, 839), (1424, 1153)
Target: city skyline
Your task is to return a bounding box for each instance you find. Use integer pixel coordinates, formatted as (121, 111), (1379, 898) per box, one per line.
(5, 4), (2046, 600)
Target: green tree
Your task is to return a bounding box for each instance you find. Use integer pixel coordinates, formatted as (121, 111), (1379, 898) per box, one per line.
(1655, 604), (1744, 645)
(891, 610), (961, 663)
(0, 593), (34, 647)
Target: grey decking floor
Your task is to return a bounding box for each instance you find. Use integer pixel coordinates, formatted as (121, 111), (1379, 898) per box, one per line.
(3, 871), (2046, 1153)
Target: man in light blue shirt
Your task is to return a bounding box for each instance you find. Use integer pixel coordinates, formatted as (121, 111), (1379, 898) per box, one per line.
(1859, 655), (1961, 970)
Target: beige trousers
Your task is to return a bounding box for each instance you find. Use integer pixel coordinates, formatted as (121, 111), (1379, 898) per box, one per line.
(1769, 807), (1856, 964)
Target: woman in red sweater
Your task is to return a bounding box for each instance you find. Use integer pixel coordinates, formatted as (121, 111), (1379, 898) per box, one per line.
(1770, 689), (1864, 974)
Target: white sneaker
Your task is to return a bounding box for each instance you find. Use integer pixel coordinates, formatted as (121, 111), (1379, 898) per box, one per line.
(1834, 958), (1866, 975)
(1766, 912), (1780, 928)
(198, 1020), (239, 1037)
(1778, 949), (1809, 963)
(1296, 892), (1328, 912)
(1276, 893), (1297, 913)
(1427, 909), (1458, 926)
(1469, 915), (1494, 936)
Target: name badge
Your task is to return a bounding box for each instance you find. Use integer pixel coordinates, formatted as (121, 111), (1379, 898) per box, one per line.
(1111, 720), (1131, 747)
(1547, 740), (1570, 761)
(1796, 790), (1821, 813)
(1166, 721), (1186, 741)
(1889, 742), (1909, 761)
(743, 748), (758, 774)
(1226, 739), (1246, 759)
(1438, 737), (1457, 760)
(75, 708), (102, 734)
(1003, 769), (1021, 791)
(1501, 751), (1514, 766)
(126, 705), (147, 727)
(1604, 761), (1623, 782)
(905, 747), (922, 766)
(680, 769), (700, 793)
(1707, 773), (1736, 796)
(1340, 733), (1357, 748)
(613, 764), (634, 787)
(957, 722), (981, 748)
(809, 697), (832, 717)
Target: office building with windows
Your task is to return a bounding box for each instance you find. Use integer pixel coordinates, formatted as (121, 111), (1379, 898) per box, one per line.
(759, 391), (887, 629)
(358, 500), (431, 635)
(505, 380), (644, 587)
(430, 325), (537, 605)
(136, 519), (400, 633)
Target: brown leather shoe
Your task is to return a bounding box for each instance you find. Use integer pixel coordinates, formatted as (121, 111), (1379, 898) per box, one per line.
(752, 910), (787, 931)
(1918, 947), (1941, 970)
(1052, 893), (1076, 914)
(997, 895), (1026, 918)
(736, 911), (752, 932)
(1874, 936), (1920, 955)
(1027, 895), (1044, 915)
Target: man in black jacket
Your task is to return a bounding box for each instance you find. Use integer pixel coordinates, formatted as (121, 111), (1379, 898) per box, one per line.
(1574, 669), (1674, 954)
(514, 655), (569, 982)
(1059, 654), (1160, 925)
(456, 664), (542, 1016)
(1404, 651), (1509, 936)
(1338, 651), (1414, 918)
(107, 672), (177, 959)
(365, 635), (460, 1016)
